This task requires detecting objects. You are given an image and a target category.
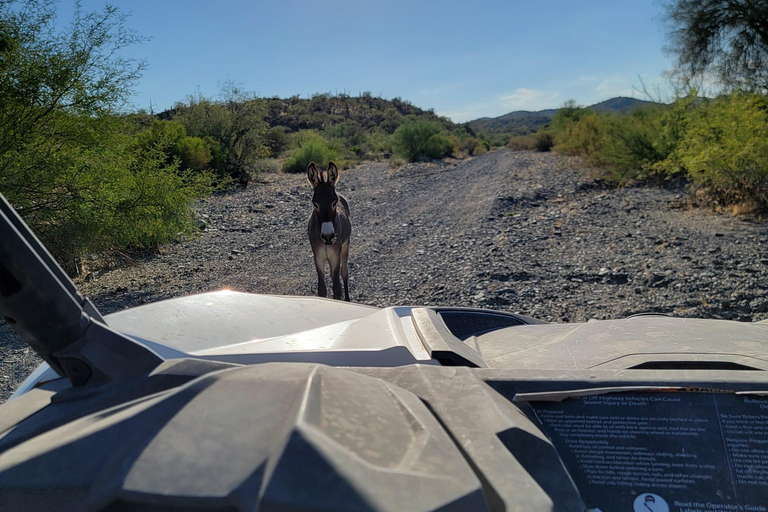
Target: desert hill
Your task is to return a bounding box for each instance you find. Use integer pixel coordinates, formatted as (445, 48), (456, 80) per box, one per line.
(469, 96), (660, 135)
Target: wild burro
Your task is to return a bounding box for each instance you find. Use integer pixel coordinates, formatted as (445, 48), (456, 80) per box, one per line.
(306, 161), (351, 301)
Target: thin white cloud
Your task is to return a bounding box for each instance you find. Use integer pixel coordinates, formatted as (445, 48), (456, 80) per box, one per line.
(500, 88), (560, 111)
(596, 78), (635, 98)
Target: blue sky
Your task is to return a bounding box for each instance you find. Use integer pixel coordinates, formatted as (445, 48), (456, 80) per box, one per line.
(58, 0), (674, 122)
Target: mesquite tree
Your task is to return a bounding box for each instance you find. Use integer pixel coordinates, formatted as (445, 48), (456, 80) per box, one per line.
(665, 0), (768, 91)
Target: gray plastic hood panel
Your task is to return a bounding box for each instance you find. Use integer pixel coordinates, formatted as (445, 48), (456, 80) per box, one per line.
(0, 363), (491, 512)
(473, 316), (768, 370)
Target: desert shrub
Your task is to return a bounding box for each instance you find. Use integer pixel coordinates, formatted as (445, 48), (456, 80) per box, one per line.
(290, 129), (325, 148)
(491, 133), (512, 147)
(133, 120), (215, 173)
(263, 126), (291, 157)
(662, 93), (768, 208)
(426, 133), (453, 159)
(594, 105), (688, 184)
(473, 142), (488, 156)
(552, 111), (606, 157)
(388, 154), (407, 168)
(1, 117), (212, 271)
(507, 135), (537, 151)
(391, 120), (453, 161)
(282, 131), (339, 173)
(325, 121), (367, 149)
(106, 145), (213, 251)
(250, 158), (281, 175)
(549, 100), (613, 157)
(445, 134), (462, 156)
(175, 136), (213, 171)
(133, 120), (187, 149)
(172, 84), (269, 185)
(364, 130), (392, 156)
(507, 132), (554, 152)
(534, 132), (554, 152)
(549, 94), (696, 185)
(0, 0), (212, 272)
(547, 91), (768, 211)
(454, 136), (488, 157)
(549, 100), (594, 133)
(455, 136), (473, 153)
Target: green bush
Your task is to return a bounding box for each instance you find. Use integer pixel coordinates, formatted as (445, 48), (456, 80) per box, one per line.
(548, 96), (692, 184)
(107, 145), (213, 251)
(282, 132), (339, 173)
(133, 120), (215, 173)
(289, 129), (325, 148)
(172, 84), (269, 185)
(664, 93), (768, 207)
(1, 117), (212, 272)
(548, 91), (768, 210)
(454, 136), (489, 157)
(388, 154), (407, 168)
(552, 111), (605, 157)
(489, 133), (513, 147)
(549, 100), (594, 133)
(263, 126), (291, 157)
(507, 135), (537, 151)
(595, 106), (683, 183)
(534, 132), (554, 152)
(364, 130), (393, 155)
(507, 133), (554, 152)
(473, 142), (489, 156)
(175, 136), (214, 172)
(0, 0), (211, 272)
(391, 120), (453, 161)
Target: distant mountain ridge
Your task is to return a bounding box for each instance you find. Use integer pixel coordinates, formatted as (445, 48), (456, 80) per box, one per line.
(589, 97), (658, 114)
(469, 97), (660, 135)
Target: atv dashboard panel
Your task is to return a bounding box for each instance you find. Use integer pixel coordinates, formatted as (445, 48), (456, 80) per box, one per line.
(2, 362), (767, 512)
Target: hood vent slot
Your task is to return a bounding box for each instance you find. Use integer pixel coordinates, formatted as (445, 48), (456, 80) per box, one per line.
(629, 361), (762, 371)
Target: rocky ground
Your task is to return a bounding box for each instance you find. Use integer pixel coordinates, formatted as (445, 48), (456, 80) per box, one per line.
(2, 149), (768, 402)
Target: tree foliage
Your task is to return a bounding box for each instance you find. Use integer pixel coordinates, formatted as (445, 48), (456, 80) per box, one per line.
(170, 84), (269, 184)
(0, 0), (209, 272)
(0, 0), (143, 162)
(665, 0), (768, 91)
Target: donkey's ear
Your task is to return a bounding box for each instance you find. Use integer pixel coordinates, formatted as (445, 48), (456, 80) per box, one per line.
(327, 161), (339, 186)
(307, 162), (321, 187)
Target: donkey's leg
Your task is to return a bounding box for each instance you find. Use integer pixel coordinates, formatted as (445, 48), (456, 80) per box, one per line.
(314, 251), (327, 297)
(328, 248), (343, 300)
(341, 241), (350, 302)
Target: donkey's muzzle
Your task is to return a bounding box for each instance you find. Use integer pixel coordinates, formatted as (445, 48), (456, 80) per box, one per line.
(320, 222), (336, 245)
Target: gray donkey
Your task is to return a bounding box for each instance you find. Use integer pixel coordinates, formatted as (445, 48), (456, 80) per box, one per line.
(307, 161), (351, 301)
